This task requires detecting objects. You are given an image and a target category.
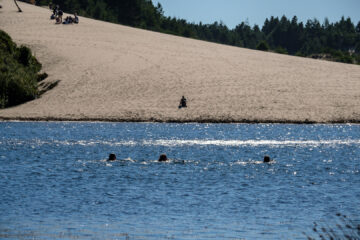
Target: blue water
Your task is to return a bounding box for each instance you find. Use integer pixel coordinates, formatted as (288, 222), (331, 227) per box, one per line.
(0, 122), (359, 239)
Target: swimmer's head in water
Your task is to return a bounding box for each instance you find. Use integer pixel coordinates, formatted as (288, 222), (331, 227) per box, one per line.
(108, 153), (116, 161)
(158, 154), (168, 162)
(264, 155), (271, 163)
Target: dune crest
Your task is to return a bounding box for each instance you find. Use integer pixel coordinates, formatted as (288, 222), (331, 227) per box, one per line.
(1, 1), (360, 123)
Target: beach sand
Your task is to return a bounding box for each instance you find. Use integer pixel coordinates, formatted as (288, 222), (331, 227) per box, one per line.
(1, 1), (360, 123)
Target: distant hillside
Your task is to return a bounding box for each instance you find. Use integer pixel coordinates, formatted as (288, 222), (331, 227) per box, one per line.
(1, 1), (360, 123)
(32, 0), (360, 64)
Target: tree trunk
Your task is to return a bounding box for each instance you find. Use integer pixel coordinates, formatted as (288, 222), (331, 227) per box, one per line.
(14, 0), (22, 12)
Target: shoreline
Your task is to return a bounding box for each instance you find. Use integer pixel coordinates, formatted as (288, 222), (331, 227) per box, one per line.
(1, 117), (359, 124)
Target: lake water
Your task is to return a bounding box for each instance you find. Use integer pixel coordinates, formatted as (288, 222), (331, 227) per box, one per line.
(0, 122), (359, 239)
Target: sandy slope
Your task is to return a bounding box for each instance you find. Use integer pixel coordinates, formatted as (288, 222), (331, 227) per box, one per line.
(1, 1), (360, 123)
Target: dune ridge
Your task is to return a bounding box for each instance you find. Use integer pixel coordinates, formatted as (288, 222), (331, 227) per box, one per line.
(1, 1), (360, 123)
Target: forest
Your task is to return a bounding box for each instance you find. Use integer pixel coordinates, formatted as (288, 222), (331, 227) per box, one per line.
(28, 0), (360, 64)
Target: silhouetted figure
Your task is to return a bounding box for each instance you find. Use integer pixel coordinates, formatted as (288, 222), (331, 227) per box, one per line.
(52, 5), (59, 15)
(179, 96), (187, 108)
(73, 13), (79, 24)
(158, 154), (168, 162)
(63, 16), (72, 24)
(58, 9), (63, 22)
(55, 16), (62, 24)
(108, 153), (116, 161)
(263, 155), (271, 163)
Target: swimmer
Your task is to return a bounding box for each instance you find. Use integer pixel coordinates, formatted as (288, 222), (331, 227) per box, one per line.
(108, 153), (116, 161)
(158, 153), (168, 162)
(263, 155), (272, 163)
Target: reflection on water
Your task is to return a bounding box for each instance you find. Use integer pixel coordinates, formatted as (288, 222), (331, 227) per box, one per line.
(0, 122), (359, 239)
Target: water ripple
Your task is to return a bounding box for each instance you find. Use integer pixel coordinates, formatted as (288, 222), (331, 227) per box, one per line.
(2, 138), (360, 147)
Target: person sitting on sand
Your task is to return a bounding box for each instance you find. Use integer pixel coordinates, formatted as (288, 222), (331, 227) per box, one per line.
(179, 96), (187, 108)
(63, 16), (73, 24)
(158, 153), (168, 162)
(73, 13), (79, 24)
(62, 13), (79, 25)
(52, 5), (59, 16)
(50, 6), (57, 19)
(58, 9), (63, 22)
(55, 16), (61, 24)
(55, 16), (62, 24)
(108, 153), (116, 161)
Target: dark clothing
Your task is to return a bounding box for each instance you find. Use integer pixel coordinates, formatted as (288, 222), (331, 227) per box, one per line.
(179, 96), (187, 108)
(53, 6), (59, 15)
(63, 16), (73, 24)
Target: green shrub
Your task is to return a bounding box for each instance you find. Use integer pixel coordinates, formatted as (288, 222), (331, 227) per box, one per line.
(256, 41), (270, 51)
(327, 49), (344, 59)
(17, 45), (32, 66)
(0, 29), (45, 108)
(0, 30), (16, 54)
(327, 50), (354, 64)
(295, 51), (305, 57)
(275, 46), (288, 54)
(338, 54), (354, 64)
(355, 54), (360, 64)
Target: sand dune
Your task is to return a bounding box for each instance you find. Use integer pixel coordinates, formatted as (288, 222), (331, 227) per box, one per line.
(1, 1), (360, 123)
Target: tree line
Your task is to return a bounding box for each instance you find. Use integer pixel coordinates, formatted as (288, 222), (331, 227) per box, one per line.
(29, 0), (360, 64)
